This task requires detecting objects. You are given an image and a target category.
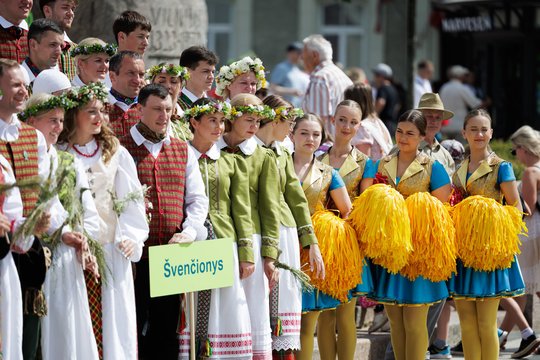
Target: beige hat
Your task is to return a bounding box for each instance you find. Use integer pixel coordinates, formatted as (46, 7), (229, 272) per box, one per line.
(417, 93), (454, 120)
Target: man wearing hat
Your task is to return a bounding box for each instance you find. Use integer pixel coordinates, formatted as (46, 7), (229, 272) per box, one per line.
(269, 41), (309, 107)
(373, 63), (399, 134)
(416, 92), (456, 176)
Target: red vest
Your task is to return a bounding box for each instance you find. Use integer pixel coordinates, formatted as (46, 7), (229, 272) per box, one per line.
(107, 103), (141, 138)
(0, 27), (29, 63)
(121, 135), (188, 257)
(0, 124), (40, 216)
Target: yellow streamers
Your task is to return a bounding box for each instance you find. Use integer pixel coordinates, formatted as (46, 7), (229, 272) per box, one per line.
(400, 192), (457, 281)
(301, 210), (362, 302)
(349, 184), (412, 274)
(452, 195), (527, 271)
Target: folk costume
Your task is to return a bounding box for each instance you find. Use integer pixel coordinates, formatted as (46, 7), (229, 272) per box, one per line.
(448, 153), (525, 360)
(40, 148), (100, 360)
(217, 136), (280, 360)
(254, 137), (317, 355)
(121, 124), (208, 359)
(178, 87), (201, 111)
(0, 15), (29, 63)
(179, 143), (253, 359)
(59, 32), (76, 81)
(169, 103), (192, 142)
(106, 90), (141, 138)
(61, 138), (149, 360)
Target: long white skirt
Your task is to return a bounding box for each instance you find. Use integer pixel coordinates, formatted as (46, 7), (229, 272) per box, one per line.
(41, 243), (98, 360)
(102, 242), (138, 360)
(179, 242), (252, 359)
(0, 252), (23, 360)
(242, 233), (272, 359)
(271, 225), (302, 351)
(519, 210), (540, 294)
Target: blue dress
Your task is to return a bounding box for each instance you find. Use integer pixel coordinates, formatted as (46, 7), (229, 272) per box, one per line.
(368, 160), (451, 304)
(448, 162), (525, 298)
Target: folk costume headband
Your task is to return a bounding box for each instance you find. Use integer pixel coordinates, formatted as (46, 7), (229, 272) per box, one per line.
(215, 56), (267, 97)
(70, 43), (117, 57)
(230, 104), (275, 119)
(183, 101), (232, 121)
(146, 64), (190, 82)
(67, 82), (109, 106)
(18, 94), (77, 121)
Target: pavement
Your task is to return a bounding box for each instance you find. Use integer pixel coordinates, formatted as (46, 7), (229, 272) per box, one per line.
(450, 330), (540, 359)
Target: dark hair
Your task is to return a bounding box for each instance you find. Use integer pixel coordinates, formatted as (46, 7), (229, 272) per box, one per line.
(417, 59), (433, 71)
(292, 113), (328, 144)
(112, 10), (152, 43)
(463, 108), (492, 129)
(189, 97), (218, 132)
(335, 99), (362, 118)
(260, 95), (291, 127)
(179, 46), (219, 69)
(28, 18), (63, 43)
(0, 58), (21, 77)
(39, 0), (78, 16)
(397, 109), (426, 136)
(343, 84), (374, 120)
(138, 84), (170, 106)
(109, 50), (143, 74)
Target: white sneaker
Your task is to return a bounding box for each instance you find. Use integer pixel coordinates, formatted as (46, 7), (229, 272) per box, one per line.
(368, 311), (389, 333)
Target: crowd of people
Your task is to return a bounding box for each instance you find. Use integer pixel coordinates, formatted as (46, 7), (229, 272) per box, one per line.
(0, 1), (538, 360)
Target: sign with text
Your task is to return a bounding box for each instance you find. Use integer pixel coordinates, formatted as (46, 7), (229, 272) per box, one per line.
(148, 238), (234, 297)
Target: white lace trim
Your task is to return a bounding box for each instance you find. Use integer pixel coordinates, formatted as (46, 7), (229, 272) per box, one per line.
(271, 335), (301, 351)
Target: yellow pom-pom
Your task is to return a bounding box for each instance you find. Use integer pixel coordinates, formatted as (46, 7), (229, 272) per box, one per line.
(453, 195), (527, 271)
(301, 210), (362, 302)
(400, 192), (457, 281)
(348, 184), (412, 273)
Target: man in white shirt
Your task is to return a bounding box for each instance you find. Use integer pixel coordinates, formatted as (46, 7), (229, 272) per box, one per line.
(179, 46), (219, 109)
(413, 60), (434, 107)
(121, 83), (208, 359)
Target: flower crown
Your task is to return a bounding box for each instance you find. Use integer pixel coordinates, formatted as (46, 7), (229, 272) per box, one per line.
(215, 56), (267, 97)
(146, 64), (190, 81)
(70, 43), (117, 58)
(18, 94), (77, 121)
(66, 82), (109, 106)
(183, 101), (232, 121)
(231, 104), (275, 119)
(273, 107), (304, 121)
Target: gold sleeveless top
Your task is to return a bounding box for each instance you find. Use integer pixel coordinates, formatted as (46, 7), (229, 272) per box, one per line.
(376, 152), (433, 198)
(452, 153), (505, 203)
(318, 147), (368, 201)
(302, 159), (334, 215)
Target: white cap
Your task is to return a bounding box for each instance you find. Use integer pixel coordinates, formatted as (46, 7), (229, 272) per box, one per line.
(372, 63), (393, 79)
(32, 69), (72, 95)
(447, 65), (469, 78)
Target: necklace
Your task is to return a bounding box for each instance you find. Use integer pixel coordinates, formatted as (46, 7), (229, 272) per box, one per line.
(72, 142), (100, 158)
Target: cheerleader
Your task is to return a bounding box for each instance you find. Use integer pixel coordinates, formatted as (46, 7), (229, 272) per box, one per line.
(257, 95), (324, 359)
(215, 56), (266, 101)
(217, 93), (280, 359)
(71, 38), (116, 87)
(147, 63), (192, 141)
(290, 113), (352, 360)
(58, 82), (149, 359)
(23, 93), (101, 359)
(449, 109), (526, 360)
(361, 110), (452, 360)
(179, 98), (253, 359)
(317, 100), (373, 359)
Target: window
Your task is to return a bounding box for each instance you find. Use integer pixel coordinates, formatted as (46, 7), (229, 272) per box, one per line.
(207, 0), (233, 62)
(320, 4), (365, 67)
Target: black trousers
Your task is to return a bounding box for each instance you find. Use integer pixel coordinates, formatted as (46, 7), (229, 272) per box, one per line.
(135, 259), (181, 360)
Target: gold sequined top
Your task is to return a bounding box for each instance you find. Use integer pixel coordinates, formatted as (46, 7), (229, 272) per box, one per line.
(376, 152), (433, 198)
(302, 159), (334, 215)
(452, 153), (505, 203)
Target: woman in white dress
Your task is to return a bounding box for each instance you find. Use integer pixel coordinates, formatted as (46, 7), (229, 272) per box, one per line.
(57, 82), (149, 359)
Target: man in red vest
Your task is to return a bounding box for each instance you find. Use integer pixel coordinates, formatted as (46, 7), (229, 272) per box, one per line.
(121, 83), (208, 359)
(0, 0), (31, 63)
(107, 50), (145, 137)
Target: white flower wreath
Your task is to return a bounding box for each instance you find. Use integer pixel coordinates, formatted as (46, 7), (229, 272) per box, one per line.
(215, 56), (267, 97)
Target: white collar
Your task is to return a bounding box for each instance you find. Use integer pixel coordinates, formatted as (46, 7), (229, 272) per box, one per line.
(188, 142), (220, 160)
(22, 60), (59, 83)
(63, 32), (72, 43)
(130, 124), (171, 146)
(0, 15), (28, 30)
(0, 114), (22, 142)
(181, 87), (203, 103)
(107, 91), (136, 112)
(253, 135), (283, 155)
(217, 136), (257, 155)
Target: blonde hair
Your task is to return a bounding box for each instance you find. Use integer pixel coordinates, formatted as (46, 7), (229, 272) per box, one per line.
(230, 93), (262, 107)
(75, 38), (109, 74)
(510, 125), (540, 158)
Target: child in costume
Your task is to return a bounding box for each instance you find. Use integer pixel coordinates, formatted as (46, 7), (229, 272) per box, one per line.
(179, 98), (253, 359)
(360, 110), (452, 360)
(290, 113), (353, 360)
(449, 109), (526, 360)
(58, 82), (149, 359)
(216, 93), (280, 360)
(257, 95), (324, 359)
(316, 99), (374, 360)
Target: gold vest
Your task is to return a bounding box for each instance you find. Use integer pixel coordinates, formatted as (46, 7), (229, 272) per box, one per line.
(377, 152), (433, 198)
(452, 153), (504, 203)
(318, 147), (368, 201)
(302, 159), (334, 215)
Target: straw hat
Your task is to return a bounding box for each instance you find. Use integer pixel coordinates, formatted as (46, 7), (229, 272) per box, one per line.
(417, 93), (454, 120)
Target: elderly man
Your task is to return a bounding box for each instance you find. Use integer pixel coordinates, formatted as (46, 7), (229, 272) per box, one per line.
(302, 34), (352, 135)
